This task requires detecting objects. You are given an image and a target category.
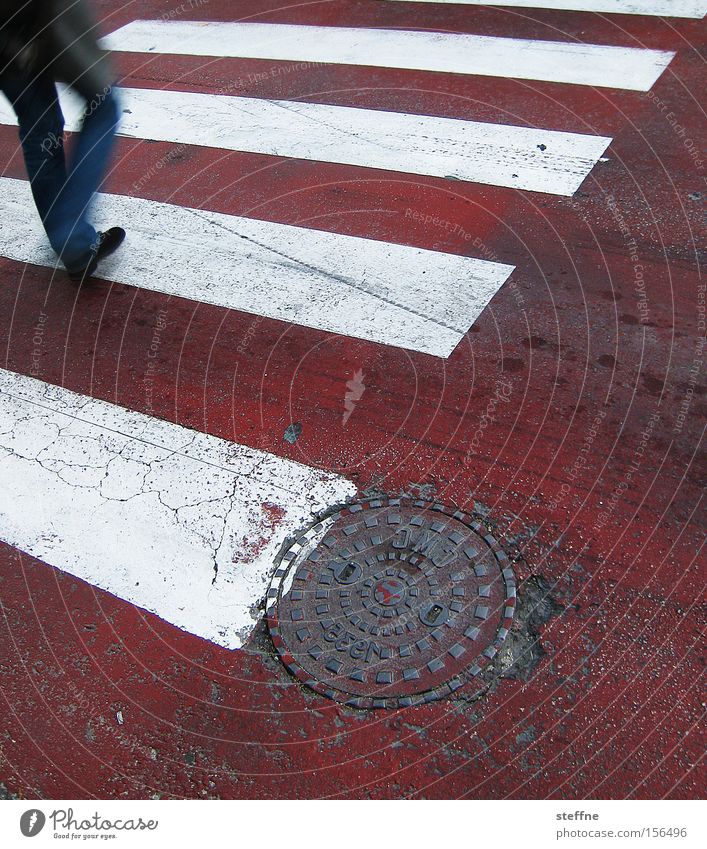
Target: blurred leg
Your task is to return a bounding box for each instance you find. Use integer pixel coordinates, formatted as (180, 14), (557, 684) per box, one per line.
(49, 85), (120, 268)
(0, 72), (119, 271)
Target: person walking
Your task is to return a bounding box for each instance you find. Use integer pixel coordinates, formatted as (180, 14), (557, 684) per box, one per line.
(0, 0), (124, 281)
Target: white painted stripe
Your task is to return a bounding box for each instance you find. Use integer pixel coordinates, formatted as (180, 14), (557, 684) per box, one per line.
(0, 86), (611, 196)
(0, 368), (356, 649)
(383, 0), (706, 19)
(102, 20), (674, 91)
(0, 177), (514, 358)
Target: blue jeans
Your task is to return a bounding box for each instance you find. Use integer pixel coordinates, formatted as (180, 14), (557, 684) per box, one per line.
(0, 71), (119, 271)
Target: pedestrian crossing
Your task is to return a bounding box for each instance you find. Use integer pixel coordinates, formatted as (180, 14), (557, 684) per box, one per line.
(384, 0), (707, 18)
(0, 368), (355, 649)
(0, 5), (678, 648)
(0, 86), (612, 194)
(103, 20), (675, 91)
(0, 177), (514, 358)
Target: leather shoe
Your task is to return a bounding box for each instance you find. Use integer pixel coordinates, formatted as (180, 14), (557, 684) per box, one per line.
(67, 227), (126, 282)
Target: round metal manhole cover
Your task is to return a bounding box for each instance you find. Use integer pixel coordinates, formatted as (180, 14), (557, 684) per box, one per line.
(266, 499), (516, 709)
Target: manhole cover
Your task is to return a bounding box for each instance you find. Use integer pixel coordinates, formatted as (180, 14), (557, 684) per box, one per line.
(266, 499), (516, 708)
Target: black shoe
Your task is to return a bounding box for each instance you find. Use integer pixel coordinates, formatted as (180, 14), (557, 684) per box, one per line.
(66, 227), (126, 282)
(96, 227), (126, 261)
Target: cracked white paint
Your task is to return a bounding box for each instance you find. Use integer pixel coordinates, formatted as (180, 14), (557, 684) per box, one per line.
(0, 87), (612, 195)
(103, 20), (674, 91)
(383, 0), (706, 18)
(0, 177), (515, 358)
(0, 369), (356, 649)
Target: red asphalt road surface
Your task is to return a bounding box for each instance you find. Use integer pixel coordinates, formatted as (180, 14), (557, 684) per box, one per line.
(0, 0), (704, 799)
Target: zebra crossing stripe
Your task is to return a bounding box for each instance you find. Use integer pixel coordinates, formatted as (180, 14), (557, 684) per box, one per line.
(0, 177), (514, 358)
(0, 86), (612, 196)
(103, 20), (674, 91)
(0, 368), (356, 649)
(382, 0), (706, 19)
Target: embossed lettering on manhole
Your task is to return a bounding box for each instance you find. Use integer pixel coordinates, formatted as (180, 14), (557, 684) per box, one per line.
(266, 499), (516, 709)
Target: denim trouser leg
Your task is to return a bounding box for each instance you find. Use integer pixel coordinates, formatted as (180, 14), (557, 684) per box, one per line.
(0, 73), (119, 270)
(49, 87), (120, 268)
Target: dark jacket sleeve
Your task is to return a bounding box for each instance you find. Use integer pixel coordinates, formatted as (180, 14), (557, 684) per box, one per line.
(1, 1), (114, 99)
(0, 2), (34, 68)
(0, 0), (30, 23)
(39, 0), (114, 99)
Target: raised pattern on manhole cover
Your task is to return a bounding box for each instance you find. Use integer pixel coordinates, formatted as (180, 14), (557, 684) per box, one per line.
(266, 499), (515, 708)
